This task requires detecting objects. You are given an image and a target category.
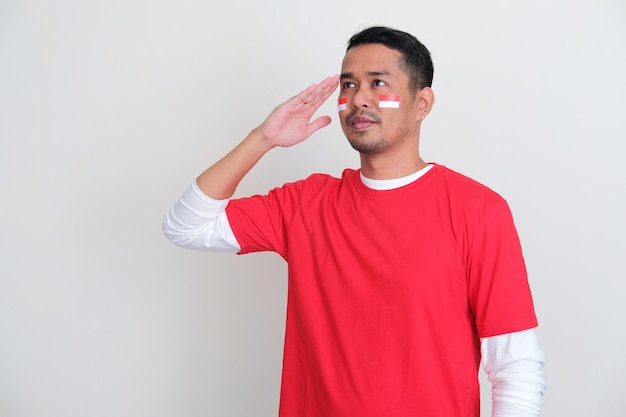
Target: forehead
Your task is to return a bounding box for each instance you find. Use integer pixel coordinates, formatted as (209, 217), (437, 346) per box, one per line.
(341, 43), (404, 76)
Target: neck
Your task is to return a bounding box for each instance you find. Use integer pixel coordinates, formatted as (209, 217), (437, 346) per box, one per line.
(359, 142), (426, 180)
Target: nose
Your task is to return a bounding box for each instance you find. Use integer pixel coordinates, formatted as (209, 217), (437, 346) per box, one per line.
(351, 86), (374, 109)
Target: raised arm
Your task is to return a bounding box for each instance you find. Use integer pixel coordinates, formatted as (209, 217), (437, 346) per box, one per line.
(196, 75), (339, 199)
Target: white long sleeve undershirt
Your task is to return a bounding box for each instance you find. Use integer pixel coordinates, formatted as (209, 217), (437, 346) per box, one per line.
(162, 167), (546, 416)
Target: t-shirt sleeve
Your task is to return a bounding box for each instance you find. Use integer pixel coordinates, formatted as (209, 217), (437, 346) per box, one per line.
(225, 181), (305, 259)
(467, 199), (538, 338)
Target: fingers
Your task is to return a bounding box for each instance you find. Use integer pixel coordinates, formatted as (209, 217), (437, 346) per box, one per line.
(295, 75), (339, 110)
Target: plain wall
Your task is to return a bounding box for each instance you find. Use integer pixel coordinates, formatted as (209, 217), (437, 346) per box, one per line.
(1, 0), (625, 416)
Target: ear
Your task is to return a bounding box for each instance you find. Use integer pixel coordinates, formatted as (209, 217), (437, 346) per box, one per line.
(414, 87), (435, 121)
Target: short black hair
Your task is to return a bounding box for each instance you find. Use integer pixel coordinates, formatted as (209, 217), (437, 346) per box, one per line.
(347, 26), (434, 93)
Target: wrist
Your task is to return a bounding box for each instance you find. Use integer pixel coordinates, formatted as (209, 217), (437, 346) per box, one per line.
(249, 126), (277, 153)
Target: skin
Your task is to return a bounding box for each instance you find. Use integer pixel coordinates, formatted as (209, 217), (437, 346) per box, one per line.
(195, 43), (434, 199)
(339, 43), (434, 179)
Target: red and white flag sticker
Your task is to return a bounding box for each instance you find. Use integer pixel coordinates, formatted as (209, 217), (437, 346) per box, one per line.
(379, 94), (400, 109)
(337, 97), (348, 111)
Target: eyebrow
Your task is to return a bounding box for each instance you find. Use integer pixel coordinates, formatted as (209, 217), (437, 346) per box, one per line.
(340, 70), (392, 79)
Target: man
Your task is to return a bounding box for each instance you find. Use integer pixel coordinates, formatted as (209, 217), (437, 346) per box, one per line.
(163, 26), (546, 417)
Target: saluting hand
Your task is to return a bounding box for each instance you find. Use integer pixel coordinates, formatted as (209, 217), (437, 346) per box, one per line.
(257, 75), (340, 148)
(194, 75), (339, 200)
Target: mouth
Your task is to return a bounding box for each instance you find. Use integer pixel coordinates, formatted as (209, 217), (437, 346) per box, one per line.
(349, 114), (378, 131)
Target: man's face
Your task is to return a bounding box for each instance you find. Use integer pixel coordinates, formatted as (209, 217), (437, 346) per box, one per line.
(338, 43), (418, 155)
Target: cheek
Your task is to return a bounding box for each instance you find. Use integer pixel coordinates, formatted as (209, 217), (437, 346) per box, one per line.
(338, 116), (351, 133)
(385, 112), (412, 135)
(337, 97), (348, 112)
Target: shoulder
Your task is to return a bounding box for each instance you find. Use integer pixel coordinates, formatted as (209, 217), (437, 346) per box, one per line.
(426, 164), (515, 227)
(431, 164), (505, 204)
(242, 171), (347, 207)
(280, 171), (345, 193)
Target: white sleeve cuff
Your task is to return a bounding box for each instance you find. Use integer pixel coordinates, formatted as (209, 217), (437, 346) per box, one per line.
(162, 182), (241, 252)
(481, 328), (547, 417)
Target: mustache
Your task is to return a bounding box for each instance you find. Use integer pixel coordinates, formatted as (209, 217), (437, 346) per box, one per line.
(345, 109), (382, 124)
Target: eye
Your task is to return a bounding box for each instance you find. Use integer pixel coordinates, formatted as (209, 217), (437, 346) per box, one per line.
(342, 81), (356, 89)
(373, 79), (387, 87)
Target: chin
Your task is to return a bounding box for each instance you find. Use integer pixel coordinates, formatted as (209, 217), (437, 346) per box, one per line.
(347, 137), (388, 154)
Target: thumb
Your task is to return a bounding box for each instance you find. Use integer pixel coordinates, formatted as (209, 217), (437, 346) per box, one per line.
(306, 115), (333, 136)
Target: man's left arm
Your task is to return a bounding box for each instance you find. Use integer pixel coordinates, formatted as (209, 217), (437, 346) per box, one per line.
(481, 328), (547, 417)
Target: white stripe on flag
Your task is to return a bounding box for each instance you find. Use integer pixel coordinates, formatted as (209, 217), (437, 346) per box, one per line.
(379, 100), (400, 109)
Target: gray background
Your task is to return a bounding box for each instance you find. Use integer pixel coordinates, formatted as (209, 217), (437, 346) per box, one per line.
(1, 0), (625, 416)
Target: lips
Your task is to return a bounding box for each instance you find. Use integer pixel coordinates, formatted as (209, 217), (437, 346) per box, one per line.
(350, 115), (376, 130)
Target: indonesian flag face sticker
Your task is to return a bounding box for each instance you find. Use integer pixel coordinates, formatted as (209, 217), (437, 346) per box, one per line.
(338, 97), (348, 112)
(338, 95), (400, 111)
(379, 94), (400, 109)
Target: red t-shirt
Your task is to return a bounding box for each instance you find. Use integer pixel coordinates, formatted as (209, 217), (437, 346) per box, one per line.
(226, 164), (538, 417)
